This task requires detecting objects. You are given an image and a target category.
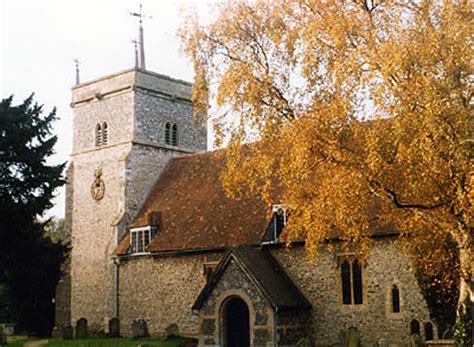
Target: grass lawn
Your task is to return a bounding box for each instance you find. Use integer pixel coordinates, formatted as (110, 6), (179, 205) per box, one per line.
(45, 337), (192, 347)
(7, 336), (193, 347)
(7, 336), (41, 347)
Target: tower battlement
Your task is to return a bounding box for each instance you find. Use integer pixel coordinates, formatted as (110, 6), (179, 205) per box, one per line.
(72, 68), (193, 107)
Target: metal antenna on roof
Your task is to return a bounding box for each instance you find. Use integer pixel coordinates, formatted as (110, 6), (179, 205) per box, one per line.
(74, 58), (80, 85)
(129, 4), (152, 70)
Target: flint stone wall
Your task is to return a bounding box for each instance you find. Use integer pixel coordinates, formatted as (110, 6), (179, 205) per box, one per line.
(271, 240), (434, 345)
(118, 252), (222, 337)
(69, 68), (207, 332)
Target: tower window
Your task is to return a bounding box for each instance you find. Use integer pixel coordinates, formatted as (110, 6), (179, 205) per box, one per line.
(165, 122), (171, 145)
(339, 257), (364, 305)
(391, 285), (400, 313)
(102, 122), (108, 145)
(95, 122), (109, 147)
(171, 123), (178, 146)
(95, 123), (102, 147)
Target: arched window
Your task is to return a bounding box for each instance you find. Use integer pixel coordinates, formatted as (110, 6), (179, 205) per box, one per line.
(171, 123), (178, 146)
(340, 257), (364, 305)
(164, 122), (171, 145)
(352, 260), (363, 305)
(341, 260), (352, 305)
(410, 320), (420, 335)
(95, 123), (102, 147)
(392, 285), (400, 313)
(425, 322), (433, 341)
(102, 122), (108, 145)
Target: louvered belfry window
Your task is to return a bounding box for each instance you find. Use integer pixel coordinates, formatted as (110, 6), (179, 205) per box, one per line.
(95, 123), (102, 147)
(171, 123), (178, 146)
(165, 122), (171, 145)
(102, 122), (108, 145)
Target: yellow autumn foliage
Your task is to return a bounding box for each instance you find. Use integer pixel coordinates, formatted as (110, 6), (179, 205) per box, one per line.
(181, 0), (473, 311)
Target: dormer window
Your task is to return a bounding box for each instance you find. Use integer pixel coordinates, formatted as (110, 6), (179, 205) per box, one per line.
(262, 204), (289, 243)
(130, 226), (157, 254)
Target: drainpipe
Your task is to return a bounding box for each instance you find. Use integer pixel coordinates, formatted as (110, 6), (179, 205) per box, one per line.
(113, 257), (121, 319)
(273, 306), (279, 347)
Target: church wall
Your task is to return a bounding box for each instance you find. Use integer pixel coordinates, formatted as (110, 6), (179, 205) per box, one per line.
(118, 252), (223, 338)
(70, 144), (131, 331)
(270, 240), (434, 345)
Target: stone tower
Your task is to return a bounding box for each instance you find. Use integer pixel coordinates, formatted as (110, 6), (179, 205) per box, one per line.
(67, 68), (206, 331)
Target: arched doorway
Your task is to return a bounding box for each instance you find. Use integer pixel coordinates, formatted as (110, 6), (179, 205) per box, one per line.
(223, 297), (250, 347)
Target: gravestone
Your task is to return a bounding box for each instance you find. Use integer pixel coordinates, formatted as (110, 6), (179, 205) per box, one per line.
(296, 337), (314, 347)
(347, 327), (361, 347)
(75, 318), (88, 338)
(62, 325), (73, 340)
(109, 317), (120, 338)
(0, 326), (6, 347)
(410, 334), (422, 347)
(131, 319), (148, 338)
(51, 326), (60, 338)
(165, 323), (179, 340)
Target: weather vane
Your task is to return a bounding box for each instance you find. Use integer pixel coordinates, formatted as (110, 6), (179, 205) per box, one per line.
(129, 4), (152, 70)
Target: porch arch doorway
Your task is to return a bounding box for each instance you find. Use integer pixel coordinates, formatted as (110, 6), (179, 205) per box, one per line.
(222, 297), (250, 347)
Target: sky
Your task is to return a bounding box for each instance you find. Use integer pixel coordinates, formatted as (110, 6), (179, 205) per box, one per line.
(1, 0), (218, 219)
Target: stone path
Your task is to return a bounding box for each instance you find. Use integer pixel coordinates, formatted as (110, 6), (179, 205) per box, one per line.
(23, 340), (48, 347)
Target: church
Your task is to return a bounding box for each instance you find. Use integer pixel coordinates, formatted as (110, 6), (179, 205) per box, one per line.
(57, 24), (436, 346)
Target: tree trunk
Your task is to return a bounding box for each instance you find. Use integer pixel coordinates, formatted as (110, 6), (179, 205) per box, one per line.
(457, 239), (473, 311)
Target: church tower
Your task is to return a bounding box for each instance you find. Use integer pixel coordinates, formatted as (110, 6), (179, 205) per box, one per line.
(67, 68), (207, 331)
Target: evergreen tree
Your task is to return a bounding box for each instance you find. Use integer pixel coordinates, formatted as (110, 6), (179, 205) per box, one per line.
(0, 94), (67, 336)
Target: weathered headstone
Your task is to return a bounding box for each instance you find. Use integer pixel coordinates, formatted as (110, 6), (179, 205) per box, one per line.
(131, 319), (148, 338)
(75, 318), (88, 338)
(62, 325), (73, 340)
(296, 337), (314, 347)
(165, 323), (179, 340)
(410, 334), (422, 347)
(347, 327), (361, 347)
(51, 326), (60, 338)
(0, 326), (6, 347)
(109, 317), (120, 338)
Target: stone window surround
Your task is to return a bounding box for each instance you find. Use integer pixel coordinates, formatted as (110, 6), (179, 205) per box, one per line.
(164, 122), (179, 146)
(386, 280), (404, 319)
(129, 226), (157, 255)
(337, 255), (368, 310)
(95, 121), (109, 147)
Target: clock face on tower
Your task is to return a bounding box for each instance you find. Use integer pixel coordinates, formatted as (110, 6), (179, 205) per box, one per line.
(90, 167), (105, 201)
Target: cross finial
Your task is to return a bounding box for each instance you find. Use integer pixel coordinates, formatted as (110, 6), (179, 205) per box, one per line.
(129, 4), (151, 70)
(74, 58), (80, 85)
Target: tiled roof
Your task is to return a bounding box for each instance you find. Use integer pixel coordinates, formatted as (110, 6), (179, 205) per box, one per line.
(192, 246), (311, 310)
(114, 150), (276, 255)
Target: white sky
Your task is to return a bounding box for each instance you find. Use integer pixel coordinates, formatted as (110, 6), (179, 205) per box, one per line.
(1, 0), (218, 219)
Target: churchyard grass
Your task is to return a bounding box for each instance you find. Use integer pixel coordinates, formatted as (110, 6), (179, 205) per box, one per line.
(44, 337), (192, 346)
(7, 336), (41, 346)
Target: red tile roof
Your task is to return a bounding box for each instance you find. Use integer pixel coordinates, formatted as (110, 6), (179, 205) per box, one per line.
(114, 150), (276, 255)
